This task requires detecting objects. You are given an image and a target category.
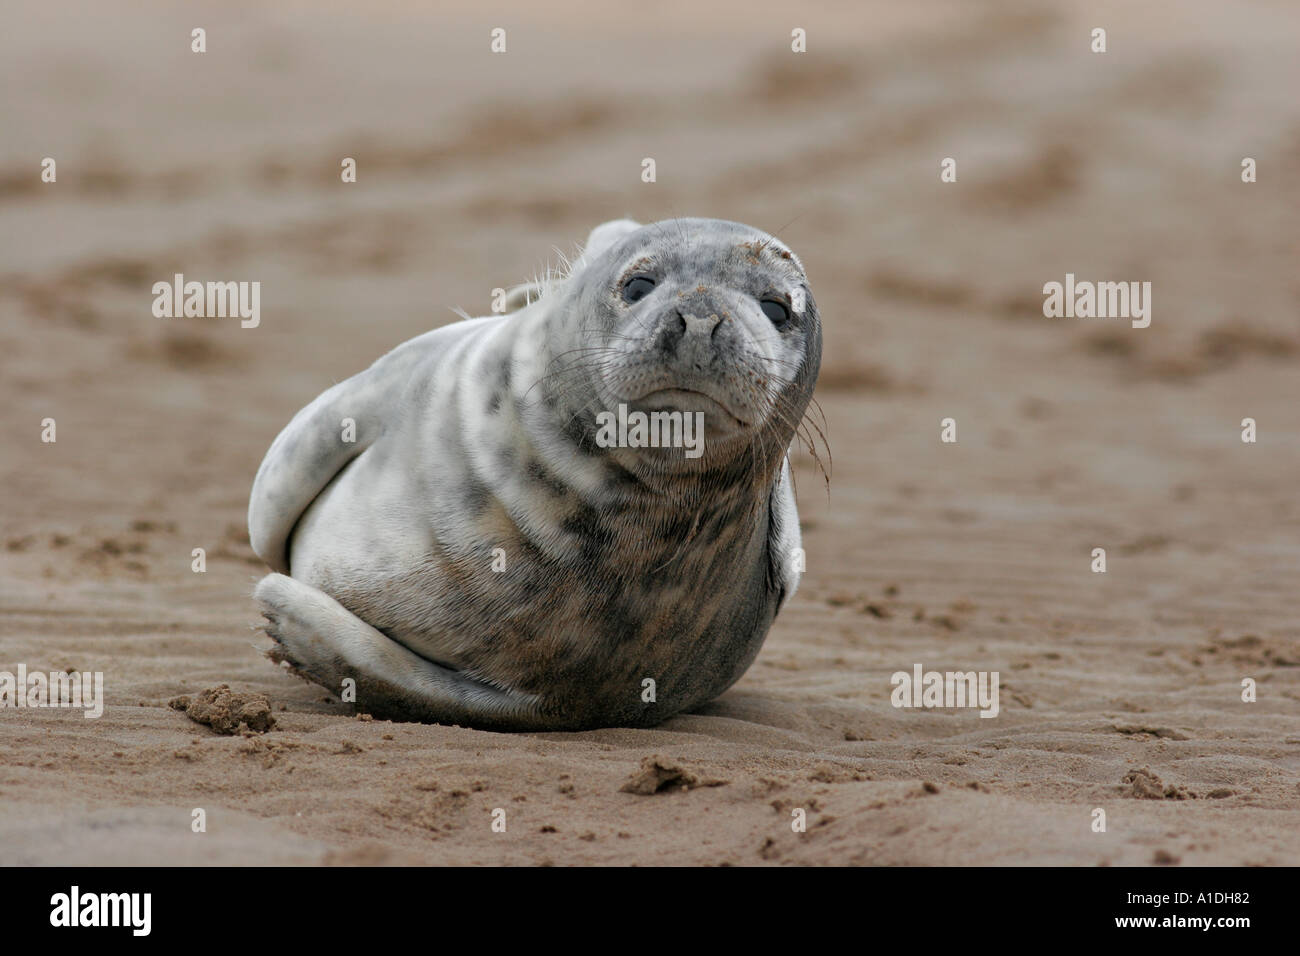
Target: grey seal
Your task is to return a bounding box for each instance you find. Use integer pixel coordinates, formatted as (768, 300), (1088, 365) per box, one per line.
(247, 217), (822, 730)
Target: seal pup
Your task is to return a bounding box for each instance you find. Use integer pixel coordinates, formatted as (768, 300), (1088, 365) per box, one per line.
(248, 217), (822, 730)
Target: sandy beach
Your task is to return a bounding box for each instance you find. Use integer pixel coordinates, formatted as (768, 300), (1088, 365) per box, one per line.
(1, 0), (1298, 865)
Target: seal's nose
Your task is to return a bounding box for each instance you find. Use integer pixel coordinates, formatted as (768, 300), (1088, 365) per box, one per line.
(681, 311), (723, 338)
(658, 307), (722, 355)
(656, 307), (727, 374)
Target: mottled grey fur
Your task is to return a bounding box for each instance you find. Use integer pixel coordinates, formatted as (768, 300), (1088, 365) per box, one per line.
(248, 218), (822, 730)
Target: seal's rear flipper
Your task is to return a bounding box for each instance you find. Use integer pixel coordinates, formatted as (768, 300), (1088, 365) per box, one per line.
(254, 573), (546, 729)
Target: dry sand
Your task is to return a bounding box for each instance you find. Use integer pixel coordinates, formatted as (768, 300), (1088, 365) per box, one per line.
(1, 0), (1298, 865)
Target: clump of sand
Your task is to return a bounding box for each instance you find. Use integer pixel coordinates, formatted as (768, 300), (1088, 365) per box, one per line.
(169, 684), (277, 735)
(619, 756), (729, 795)
(1123, 766), (1193, 801)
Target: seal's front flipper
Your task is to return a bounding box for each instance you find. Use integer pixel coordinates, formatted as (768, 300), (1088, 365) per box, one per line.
(247, 322), (486, 574)
(254, 573), (545, 729)
(765, 456), (803, 616)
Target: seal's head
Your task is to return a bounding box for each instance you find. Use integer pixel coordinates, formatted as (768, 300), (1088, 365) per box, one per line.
(539, 218), (822, 482)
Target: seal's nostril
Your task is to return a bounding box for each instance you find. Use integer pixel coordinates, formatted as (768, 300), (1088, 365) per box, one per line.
(658, 309), (687, 356)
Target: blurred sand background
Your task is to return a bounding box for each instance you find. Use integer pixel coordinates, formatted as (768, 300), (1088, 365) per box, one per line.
(1, 0), (1298, 865)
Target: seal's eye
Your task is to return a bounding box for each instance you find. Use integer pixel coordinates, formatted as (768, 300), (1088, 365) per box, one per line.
(760, 299), (791, 327)
(623, 276), (655, 303)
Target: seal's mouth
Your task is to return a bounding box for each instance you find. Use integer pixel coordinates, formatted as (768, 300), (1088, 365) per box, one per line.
(630, 387), (753, 429)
